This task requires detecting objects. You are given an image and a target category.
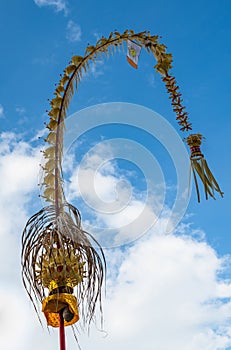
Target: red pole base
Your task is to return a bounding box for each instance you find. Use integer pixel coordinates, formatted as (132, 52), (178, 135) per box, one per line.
(59, 311), (66, 350)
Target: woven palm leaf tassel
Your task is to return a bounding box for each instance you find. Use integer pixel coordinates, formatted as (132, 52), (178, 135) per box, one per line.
(186, 134), (224, 202)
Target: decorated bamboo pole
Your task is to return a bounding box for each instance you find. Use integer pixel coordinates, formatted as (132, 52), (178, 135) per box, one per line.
(21, 29), (223, 349)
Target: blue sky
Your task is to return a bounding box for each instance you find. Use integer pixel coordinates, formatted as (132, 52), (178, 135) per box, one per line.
(0, 0), (231, 349)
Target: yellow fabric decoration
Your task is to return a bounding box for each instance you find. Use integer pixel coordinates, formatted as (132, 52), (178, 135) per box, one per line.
(42, 293), (79, 327)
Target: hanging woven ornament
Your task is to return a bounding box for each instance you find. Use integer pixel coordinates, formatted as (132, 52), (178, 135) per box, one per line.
(186, 134), (223, 202)
(22, 203), (105, 348)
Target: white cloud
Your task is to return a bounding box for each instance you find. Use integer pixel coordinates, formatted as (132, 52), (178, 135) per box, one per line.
(90, 59), (104, 78)
(0, 132), (41, 284)
(16, 106), (26, 115)
(93, 31), (101, 40)
(0, 288), (36, 350)
(66, 20), (82, 42)
(34, 0), (67, 13)
(147, 72), (156, 87)
(66, 142), (163, 246)
(98, 233), (231, 350)
(0, 104), (4, 118)
(0, 132), (40, 199)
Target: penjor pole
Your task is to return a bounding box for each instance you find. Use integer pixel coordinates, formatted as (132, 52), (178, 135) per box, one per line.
(21, 28), (222, 350)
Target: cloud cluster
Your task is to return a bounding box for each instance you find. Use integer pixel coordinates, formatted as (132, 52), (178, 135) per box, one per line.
(34, 0), (67, 13)
(66, 140), (173, 247)
(0, 103), (4, 118)
(34, 1), (83, 45)
(15, 106), (26, 116)
(0, 132), (43, 350)
(0, 132), (41, 282)
(1, 131), (231, 349)
(66, 20), (82, 42)
(100, 233), (231, 350)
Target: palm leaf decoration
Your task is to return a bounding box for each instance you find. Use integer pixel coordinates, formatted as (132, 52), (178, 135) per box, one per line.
(186, 134), (223, 202)
(21, 29), (223, 346)
(22, 203), (105, 328)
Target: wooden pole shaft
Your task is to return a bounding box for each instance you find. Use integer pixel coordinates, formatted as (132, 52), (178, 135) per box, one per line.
(59, 311), (66, 350)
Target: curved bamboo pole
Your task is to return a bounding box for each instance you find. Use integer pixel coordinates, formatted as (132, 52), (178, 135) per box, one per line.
(42, 29), (222, 204)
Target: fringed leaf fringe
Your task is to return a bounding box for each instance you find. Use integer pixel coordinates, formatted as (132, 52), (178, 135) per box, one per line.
(21, 203), (106, 329)
(191, 158), (223, 202)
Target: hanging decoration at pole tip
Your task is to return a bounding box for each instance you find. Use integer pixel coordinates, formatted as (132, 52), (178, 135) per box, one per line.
(185, 134), (224, 202)
(21, 28), (223, 349)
